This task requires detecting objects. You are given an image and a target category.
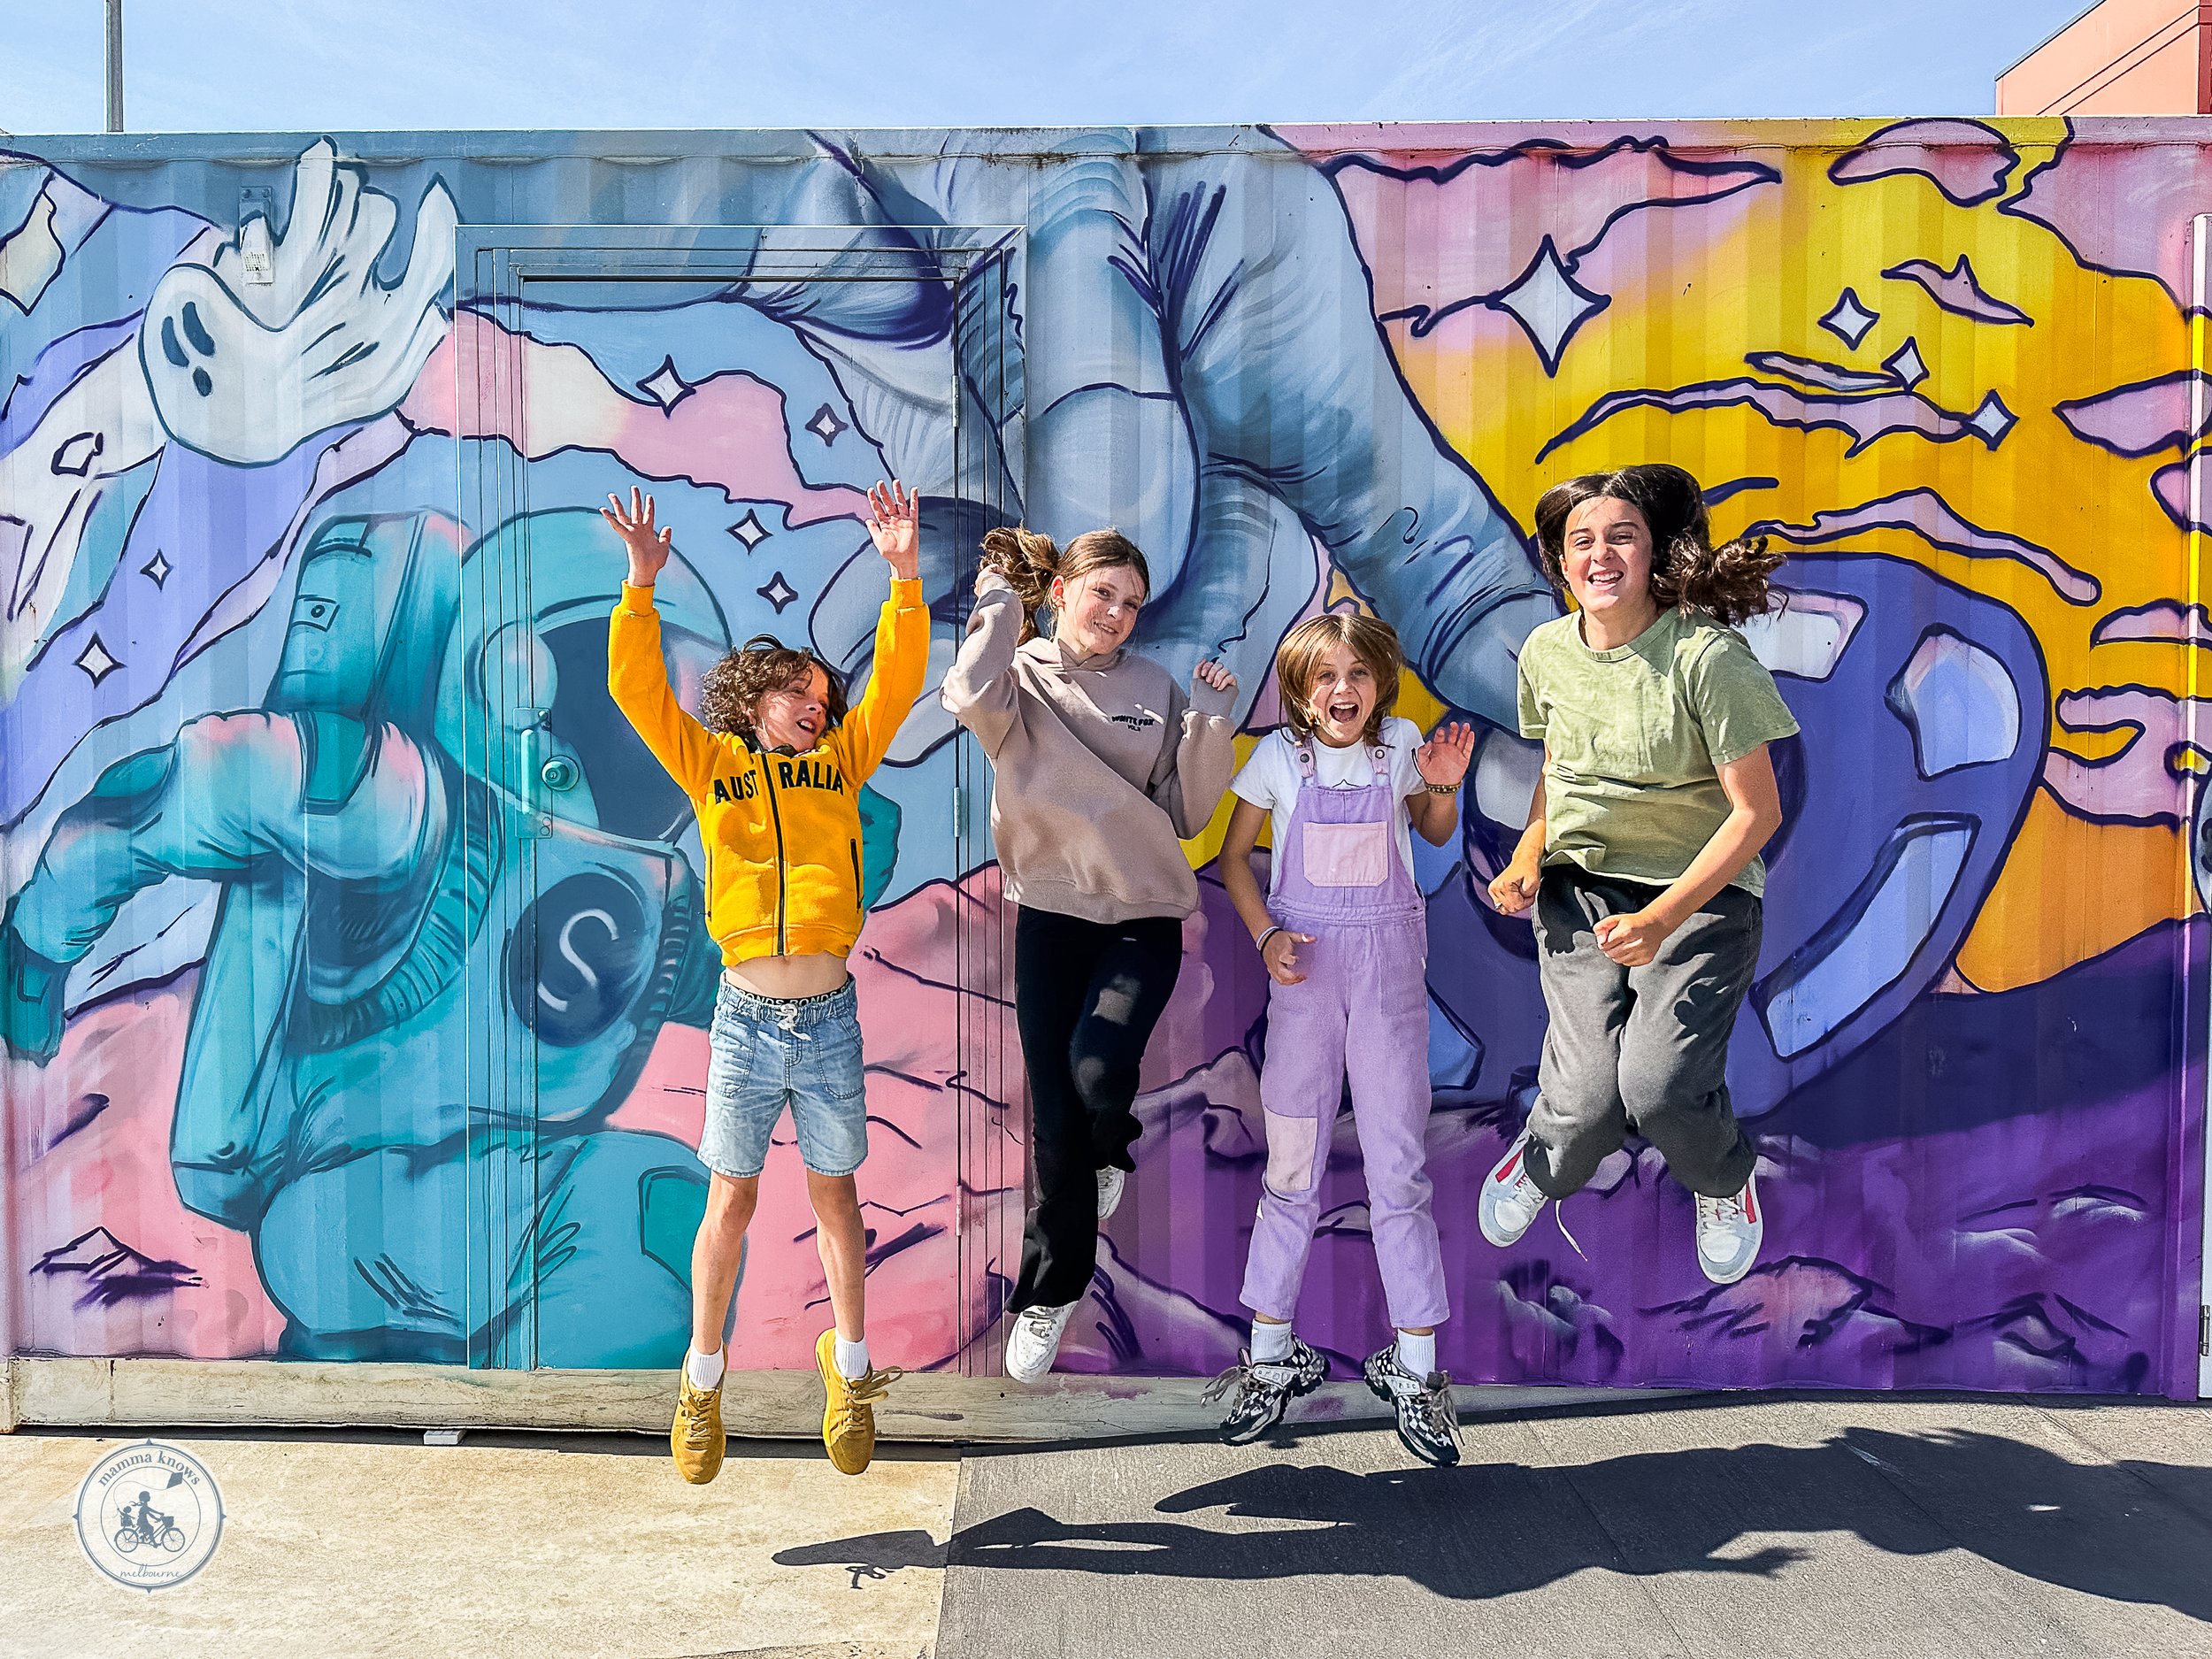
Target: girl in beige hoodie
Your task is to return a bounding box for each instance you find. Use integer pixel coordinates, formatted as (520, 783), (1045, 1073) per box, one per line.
(943, 526), (1237, 1382)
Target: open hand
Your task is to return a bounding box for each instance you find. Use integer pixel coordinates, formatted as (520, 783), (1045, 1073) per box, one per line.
(1262, 929), (1314, 986)
(1487, 864), (1540, 915)
(601, 487), (672, 585)
(1416, 721), (1476, 787)
(1194, 659), (1238, 696)
(866, 480), (921, 580)
(1594, 908), (1672, 967)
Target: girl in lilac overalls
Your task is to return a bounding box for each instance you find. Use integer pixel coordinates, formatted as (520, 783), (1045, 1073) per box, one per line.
(1211, 613), (1474, 1466)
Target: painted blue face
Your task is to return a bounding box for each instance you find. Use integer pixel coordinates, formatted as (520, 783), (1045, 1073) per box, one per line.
(270, 546), (380, 713)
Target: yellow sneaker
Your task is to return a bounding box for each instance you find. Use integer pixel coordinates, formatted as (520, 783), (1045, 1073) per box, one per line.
(816, 1329), (904, 1476)
(671, 1372), (726, 1485)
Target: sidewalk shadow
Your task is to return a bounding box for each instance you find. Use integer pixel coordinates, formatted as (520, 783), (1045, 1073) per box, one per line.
(949, 1428), (2212, 1622)
(774, 1527), (949, 1588)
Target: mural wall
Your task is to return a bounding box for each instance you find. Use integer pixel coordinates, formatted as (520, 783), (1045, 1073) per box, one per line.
(2, 119), (2204, 1396)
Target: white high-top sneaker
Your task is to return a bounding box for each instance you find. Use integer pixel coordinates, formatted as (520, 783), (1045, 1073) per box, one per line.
(1694, 1171), (1764, 1286)
(1003, 1300), (1078, 1384)
(1479, 1130), (1550, 1247)
(1095, 1166), (1125, 1221)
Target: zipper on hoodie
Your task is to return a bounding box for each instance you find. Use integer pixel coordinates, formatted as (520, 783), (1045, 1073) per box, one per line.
(758, 749), (788, 955)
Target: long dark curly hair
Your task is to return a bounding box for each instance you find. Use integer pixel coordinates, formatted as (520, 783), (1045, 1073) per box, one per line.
(696, 634), (849, 740)
(1532, 464), (1784, 626)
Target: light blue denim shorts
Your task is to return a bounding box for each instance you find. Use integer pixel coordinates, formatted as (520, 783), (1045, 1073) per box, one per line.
(697, 976), (868, 1179)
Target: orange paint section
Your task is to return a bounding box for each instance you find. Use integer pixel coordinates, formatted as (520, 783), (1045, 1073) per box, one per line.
(1955, 787), (2193, 992)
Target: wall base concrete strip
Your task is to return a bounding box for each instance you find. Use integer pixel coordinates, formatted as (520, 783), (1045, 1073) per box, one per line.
(4, 1356), (1665, 1440)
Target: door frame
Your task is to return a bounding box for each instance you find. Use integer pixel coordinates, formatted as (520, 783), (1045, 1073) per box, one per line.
(451, 224), (1025, 1370)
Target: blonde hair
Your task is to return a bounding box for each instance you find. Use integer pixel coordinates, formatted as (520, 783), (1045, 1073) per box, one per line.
(1274, 612), (1403, 746)
(979, 526), (1150, 644)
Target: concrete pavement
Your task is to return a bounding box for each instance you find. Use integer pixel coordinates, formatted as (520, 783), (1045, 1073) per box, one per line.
(6, 1394), (2211, 1656)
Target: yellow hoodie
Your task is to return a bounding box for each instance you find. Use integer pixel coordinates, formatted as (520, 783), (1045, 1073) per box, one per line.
(608, 577), (928, 964)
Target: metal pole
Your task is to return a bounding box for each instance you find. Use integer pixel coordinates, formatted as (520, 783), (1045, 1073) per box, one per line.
(104, 0), (123, 133)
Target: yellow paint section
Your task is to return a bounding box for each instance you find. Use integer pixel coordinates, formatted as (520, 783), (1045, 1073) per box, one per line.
(1378, 134), (2199, 986)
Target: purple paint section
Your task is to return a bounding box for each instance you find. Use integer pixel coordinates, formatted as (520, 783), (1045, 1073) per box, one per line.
(1097, 914), (2203, 1397)
(1829, 119), (2021, 206)
(2055, 372), (2203, 459)
(1, 440), (328, 826)
(0, 319), (141, 448)
(2005, 134), (2212, 306)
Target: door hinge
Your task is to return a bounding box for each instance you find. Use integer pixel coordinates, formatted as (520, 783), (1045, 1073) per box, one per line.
(951, 780), (964, 826)
(2200, 1304), (2209, 1358)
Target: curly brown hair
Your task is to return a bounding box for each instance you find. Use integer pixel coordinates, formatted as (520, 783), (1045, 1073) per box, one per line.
(979, 525), (1149, 644)
(1532, 464), (1784, 627)
(695, 634), (849, 741)
(1274, 611), (1403, 747)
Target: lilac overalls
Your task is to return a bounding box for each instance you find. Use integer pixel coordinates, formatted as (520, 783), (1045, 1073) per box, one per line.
(1240, 737), (1449, 1333)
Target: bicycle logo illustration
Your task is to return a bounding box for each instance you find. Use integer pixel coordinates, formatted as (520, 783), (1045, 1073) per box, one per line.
(74, 1441), (224, 1591)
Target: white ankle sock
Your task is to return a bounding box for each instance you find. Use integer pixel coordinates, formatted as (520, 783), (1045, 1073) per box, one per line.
(833, 1335), (870, 1380)
(1395, 1331), (1436, 1380)
(685, 1346), (726, 1390)
(1250, 1319), (1294, 1363)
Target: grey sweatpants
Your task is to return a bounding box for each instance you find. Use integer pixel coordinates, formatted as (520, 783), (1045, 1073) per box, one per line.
(1525, 868), (1760, 1201)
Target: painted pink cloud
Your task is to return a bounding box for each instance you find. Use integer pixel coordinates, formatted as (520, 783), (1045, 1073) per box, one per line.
(402, 309), (871, 527)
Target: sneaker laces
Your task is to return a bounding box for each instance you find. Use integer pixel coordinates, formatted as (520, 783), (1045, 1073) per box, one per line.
(1699, 1190), (1747, 1226)
(1017, 1302), (1066, 1340)
(679, 1383), (718, 1449)
(830, 1365), (905, 1429)
(1411, 1374), (1462, 1448)
(1201, 1356), (1256, 1409)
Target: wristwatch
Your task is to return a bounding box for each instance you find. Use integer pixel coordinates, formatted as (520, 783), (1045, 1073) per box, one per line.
(1425, 781), (1459, 795)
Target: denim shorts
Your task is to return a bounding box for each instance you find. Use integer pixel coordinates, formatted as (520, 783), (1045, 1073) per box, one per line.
(697, 976), (869, 1179)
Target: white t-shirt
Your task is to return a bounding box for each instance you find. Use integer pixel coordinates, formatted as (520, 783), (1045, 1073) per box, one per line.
(1230, 718), (1427, 895)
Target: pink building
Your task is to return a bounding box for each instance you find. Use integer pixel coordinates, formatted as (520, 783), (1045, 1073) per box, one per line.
(1999, 0), (2212, 114)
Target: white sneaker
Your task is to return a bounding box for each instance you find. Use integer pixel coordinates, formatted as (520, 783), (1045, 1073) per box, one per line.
(1003, 1300), (1077, 1384)
(1694, 1171), (1763, 1286)
(1479, 1131), (1550, 1247)
(1096, 1166), (1125, 1220)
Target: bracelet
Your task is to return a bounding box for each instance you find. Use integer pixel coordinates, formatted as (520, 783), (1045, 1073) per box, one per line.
(1255, 925), (1284, 955)
(1425, 781), (1459, 795)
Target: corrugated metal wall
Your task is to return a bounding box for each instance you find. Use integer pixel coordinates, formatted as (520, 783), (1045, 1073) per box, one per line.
(2, 119), (2203, 1397)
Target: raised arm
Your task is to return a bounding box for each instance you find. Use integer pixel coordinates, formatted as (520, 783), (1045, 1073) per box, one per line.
(1148, 658), (1239, 838)
(940, 566), (1025, 755)
(602, 488), (718, 797)
(837, 480), (930, 780)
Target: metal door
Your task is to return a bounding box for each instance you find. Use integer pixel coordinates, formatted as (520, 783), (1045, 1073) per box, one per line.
(454, 226), (1021, 1371)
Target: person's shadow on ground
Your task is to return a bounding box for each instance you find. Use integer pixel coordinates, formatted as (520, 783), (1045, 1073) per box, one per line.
(918, 1427), (2212, 1622)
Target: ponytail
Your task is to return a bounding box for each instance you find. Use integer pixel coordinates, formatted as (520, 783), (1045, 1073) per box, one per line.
(979, 525), (1151, 644)
(980, 526), (1064, 644)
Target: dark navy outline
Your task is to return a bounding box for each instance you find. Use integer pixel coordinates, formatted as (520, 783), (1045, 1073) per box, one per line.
(2054, 370), (2199, 459)
(1701, 475), (1779, 509)
(1745, 351), (1895, 394)
(1817, 288), (1878, 348)
(1881, 255), (2033, 327)
(1828, 119), (2022, 206)
(2090, 598), (2208, 646)
(1744, 486), (2100, 604)
(1880, 337), (1928, 389)
(1535, 375), (1980, 464)
(1967, 390), (2017, 451)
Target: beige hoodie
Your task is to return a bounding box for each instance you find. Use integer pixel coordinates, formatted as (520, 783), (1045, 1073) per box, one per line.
(941, 570), (1237, 922)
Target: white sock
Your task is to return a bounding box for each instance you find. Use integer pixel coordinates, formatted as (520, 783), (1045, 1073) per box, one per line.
(685, 1346), (726, 1390)
(1250, 1319), (1294, 1363)
(1396, 1330), (1437, 1381)
(834, 1335), (870, 1380)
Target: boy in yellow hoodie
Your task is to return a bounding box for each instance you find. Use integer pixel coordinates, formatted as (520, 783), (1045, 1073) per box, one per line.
(603, 482), (927, 1480)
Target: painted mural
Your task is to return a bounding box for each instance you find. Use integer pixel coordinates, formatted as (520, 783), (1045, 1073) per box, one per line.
(1, 119), (2203, 1395)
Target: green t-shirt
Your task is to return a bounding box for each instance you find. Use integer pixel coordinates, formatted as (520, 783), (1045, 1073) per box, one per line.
(1516, 606), (1800, 897)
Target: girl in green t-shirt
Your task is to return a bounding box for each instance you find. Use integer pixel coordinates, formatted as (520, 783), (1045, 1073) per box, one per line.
(1481, 464), (1798, 1286)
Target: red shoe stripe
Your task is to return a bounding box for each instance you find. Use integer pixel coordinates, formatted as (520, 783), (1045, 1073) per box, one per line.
(1496, 1148), (1524, 1183)
(1743, 1182), (1758, 1224)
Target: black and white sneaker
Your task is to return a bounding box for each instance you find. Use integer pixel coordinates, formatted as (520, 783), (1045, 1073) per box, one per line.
(1363, 1344), (1462, 1467)
(1202, 1339), (1328, 1445)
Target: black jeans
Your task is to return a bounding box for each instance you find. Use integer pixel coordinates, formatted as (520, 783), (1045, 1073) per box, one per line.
(1009, 905), (1183, 1313)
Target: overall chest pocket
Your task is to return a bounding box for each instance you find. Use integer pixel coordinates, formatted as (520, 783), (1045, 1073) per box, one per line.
(1302, 819), (1390, 887)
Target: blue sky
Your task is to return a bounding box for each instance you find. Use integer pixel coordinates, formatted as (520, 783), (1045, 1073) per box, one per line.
(4, 0), (2090, 133)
